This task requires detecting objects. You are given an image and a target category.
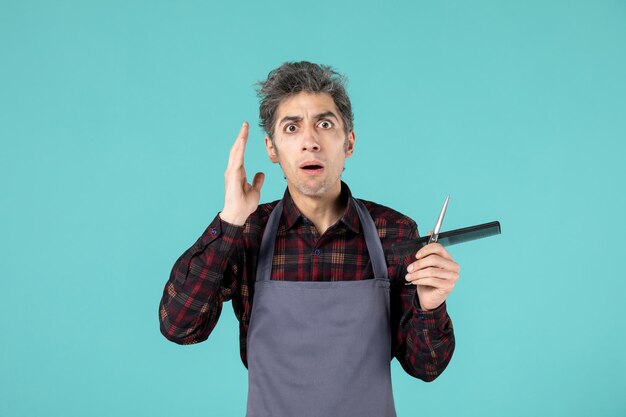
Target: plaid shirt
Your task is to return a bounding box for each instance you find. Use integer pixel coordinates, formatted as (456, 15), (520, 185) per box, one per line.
(159, 182), (455, 381)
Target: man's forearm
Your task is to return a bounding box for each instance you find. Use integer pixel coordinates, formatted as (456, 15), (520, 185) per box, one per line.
(399, 301), (455, 382)
(158, 213), (244, 344)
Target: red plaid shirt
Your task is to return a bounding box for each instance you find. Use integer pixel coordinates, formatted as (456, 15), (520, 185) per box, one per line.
(159, 182), (455, 381)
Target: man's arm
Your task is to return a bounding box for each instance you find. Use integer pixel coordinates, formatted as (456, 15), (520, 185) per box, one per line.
(393, 291), (456, 381)
(392, 225), (458, 381)
(159, 122), (264, 344)
(158, 215), (243, 344)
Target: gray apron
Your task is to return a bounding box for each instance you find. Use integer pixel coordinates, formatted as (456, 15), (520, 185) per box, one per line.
(246, 198), (397, 417)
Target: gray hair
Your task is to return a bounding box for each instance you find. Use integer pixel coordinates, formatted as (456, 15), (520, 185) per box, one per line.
(257, 61), (354, 140)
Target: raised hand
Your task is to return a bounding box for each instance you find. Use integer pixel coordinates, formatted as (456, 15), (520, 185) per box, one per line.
(219, 122), (265, 226)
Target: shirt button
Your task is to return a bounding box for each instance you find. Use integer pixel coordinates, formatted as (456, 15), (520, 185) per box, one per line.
(314, 249), (321, 256)
(211, 228), (218, 236)
(419, 314), (426, 320)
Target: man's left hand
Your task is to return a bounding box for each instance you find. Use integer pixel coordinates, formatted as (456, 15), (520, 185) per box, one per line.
(405, 237), (460, 311)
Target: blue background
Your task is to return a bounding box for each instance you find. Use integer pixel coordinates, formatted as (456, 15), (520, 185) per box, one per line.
(1, 1), (625, 416)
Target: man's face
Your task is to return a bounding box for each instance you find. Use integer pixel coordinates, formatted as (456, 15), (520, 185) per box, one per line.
(265, 92), (355, 200)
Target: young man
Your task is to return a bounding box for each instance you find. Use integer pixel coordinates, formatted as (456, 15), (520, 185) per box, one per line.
(159, 61), (460, 417)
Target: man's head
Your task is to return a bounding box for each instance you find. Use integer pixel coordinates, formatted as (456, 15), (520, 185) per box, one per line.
(257, 61), (354, 141)
(257, 62), (356, 200)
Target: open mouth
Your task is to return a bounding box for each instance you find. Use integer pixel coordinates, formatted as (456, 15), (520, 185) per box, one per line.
(301, 164), (324, 170)
(299, 161), (325, 173)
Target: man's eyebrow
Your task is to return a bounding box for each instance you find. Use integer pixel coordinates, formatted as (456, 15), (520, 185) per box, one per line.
(277, 111), (339, 126)
(314, 111), (339, 120)
(278, 115), (302, 126)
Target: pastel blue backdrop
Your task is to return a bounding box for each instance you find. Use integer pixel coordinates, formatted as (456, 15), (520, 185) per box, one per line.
(1, 1), (625, 416)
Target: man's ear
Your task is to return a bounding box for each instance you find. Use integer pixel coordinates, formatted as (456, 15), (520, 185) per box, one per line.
(265, 136), (279, 163)
(345, 130), (356, 158)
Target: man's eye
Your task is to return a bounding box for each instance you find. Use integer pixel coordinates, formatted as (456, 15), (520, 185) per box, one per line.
(285, 124), (297, 133)
(318, 120), (333, 129)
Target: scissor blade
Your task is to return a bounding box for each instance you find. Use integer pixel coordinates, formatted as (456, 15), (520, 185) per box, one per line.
(432, 195), (449, 238)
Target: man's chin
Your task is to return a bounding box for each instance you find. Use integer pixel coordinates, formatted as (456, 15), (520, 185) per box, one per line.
(285, 173), (343, 199)
(289, 180), (329, 198)
(298, 185), (327, 197)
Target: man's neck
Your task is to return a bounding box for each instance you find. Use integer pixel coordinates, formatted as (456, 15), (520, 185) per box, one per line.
(288, 183), (347, 236)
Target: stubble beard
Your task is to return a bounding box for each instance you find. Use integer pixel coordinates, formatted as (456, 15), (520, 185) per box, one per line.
(285, 164), (344, 199)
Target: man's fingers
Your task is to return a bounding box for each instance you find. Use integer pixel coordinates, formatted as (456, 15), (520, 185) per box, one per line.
(406, 266), (459, 281)
(252, 172), (265, 191)
(227, 122), (249, 167)
(416, 242), (454, 261)
(238, 121), (249, 140)
(406, 277), (455, 290)
(408, 254), (459, 274)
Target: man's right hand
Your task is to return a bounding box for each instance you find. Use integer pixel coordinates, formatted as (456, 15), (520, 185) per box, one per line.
(219, 122), (265, 226)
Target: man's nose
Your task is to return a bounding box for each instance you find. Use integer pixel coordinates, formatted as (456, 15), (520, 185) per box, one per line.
(301, 125), (320, 152)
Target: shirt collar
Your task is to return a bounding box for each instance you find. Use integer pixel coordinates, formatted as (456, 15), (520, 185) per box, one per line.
(281, 181), (361, 234)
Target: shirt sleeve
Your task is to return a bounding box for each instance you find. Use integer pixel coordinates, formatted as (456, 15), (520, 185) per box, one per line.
(158, 213), (244, 345)
(390, 226), (456, 382)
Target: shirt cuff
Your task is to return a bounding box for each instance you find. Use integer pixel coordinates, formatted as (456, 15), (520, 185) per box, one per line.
(193, 212), (245, 251)
(412, 299), (450, 330)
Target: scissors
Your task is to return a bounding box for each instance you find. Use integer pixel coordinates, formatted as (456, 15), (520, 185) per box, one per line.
(405, 195), (449, 285)
(428, 195), (449, 244)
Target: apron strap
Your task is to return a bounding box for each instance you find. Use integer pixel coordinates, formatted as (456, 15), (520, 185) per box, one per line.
(256, 200), (284, 283)
(256, 198), (388, 282)
(353, 198), (388, 279)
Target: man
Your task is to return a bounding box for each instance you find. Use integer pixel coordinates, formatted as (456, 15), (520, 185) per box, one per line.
(159, 61), (460, 417)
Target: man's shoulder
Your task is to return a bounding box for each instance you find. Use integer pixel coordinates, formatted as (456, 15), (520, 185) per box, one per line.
(256, 200), (281, 217)
(356, 198), (418, 235)
(237, 200), (277, 235)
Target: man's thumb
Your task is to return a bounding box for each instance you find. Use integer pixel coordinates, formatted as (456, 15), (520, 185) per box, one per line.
(252, 172), (265, 190)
